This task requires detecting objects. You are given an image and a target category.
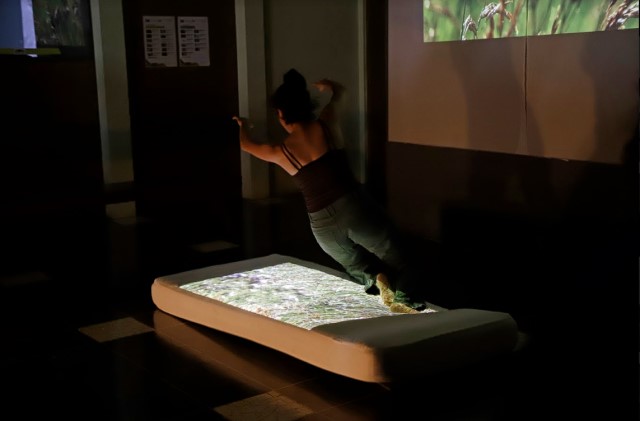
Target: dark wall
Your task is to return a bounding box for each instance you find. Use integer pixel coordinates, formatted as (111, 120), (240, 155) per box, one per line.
(0, 56), (105, 221)
(0, 53), (106, 276)
(388, 141), (637, 313)
(122, 0), (241, 243)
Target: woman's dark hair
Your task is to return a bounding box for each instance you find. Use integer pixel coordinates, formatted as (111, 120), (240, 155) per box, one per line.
(270, 68), (317, 124)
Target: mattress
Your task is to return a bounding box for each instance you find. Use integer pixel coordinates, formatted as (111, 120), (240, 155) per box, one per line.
(151, 254), (519, 383)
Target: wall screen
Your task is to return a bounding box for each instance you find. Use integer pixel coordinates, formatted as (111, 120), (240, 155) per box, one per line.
(423, 0), (639, 42)
(388, 0), (638, 164)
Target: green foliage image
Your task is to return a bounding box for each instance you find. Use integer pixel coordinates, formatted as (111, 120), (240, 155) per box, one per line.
(423, 0), (639, 42)
(33, 0), (89, 47)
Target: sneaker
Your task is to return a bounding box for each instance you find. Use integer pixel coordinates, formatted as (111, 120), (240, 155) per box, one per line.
(391, 290), (429, 313)
(376, 273), (395, 307)
(389, 302), (420, 314)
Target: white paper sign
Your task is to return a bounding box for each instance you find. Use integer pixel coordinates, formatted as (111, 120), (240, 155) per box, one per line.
(142, 16), (177, 68)
(178, 16), (210, 67)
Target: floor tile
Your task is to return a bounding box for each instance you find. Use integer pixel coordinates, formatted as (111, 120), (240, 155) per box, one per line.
(274, 375), (384, 414)
(214, 390), (315, 421)
(153, 310), (328, 390)
(78, 316), (155, 343)
(0, 270), (51, 287)
(105, 331), (271, 408)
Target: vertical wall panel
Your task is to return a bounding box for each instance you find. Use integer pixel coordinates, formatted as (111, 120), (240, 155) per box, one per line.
(122, 0), (241, 241)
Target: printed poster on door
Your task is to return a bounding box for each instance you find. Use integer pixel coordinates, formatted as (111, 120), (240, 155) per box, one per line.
(178, 16), (210, 67)
(142, 16), (177, 68)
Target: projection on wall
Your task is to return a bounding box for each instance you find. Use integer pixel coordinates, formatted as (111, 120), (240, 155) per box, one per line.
(32, 0), (91, 47)
(389, 0), (638, 163)
(423, 0), (639, 42)
(0, 0), (91, 56)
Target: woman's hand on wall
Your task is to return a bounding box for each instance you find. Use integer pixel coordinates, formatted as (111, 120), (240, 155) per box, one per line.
(313, 79), (333, 92)
(232, 116), (254, 129)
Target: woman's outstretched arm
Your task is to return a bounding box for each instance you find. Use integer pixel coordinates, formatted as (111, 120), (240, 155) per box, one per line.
(232, 116), (281, 164)
(313, 79), (346, 148)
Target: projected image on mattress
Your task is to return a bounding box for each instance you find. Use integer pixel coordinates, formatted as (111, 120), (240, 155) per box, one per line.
(180, 262), (436, 330)
(423, 0), (639, 42)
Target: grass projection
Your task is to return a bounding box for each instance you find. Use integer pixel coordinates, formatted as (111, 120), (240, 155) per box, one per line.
(423, 0), (639, 42)
(181, 263), (437, 330)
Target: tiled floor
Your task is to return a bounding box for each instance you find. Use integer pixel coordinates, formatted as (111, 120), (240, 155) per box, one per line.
(1, 197), (636, 420)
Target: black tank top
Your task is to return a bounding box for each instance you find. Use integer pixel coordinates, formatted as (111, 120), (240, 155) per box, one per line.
(281, 121), (357, 213)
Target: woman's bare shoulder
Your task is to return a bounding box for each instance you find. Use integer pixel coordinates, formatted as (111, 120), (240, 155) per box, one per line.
(283, 122), (329, 164)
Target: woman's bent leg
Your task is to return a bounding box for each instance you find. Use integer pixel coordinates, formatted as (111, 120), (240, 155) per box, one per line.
(309, 196), (385, 294)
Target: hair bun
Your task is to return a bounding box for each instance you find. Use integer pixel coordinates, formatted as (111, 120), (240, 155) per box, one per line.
(283, 68), (306, 89)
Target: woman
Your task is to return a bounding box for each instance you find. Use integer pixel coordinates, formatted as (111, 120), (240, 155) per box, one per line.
(233, 69), (425, 313)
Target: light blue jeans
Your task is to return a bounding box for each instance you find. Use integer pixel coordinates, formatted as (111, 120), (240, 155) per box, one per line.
(308, 188), (420, 306)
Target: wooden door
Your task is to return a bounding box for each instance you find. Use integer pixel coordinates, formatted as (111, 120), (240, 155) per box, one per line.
(121, 0), (241, 243)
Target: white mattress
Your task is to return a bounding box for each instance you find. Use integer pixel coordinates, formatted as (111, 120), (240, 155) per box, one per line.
(151, 254), (519, 382)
